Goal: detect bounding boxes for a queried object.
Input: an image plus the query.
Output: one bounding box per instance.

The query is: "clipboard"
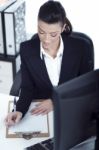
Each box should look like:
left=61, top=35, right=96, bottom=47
left=6, top=100, right=50, bottom=139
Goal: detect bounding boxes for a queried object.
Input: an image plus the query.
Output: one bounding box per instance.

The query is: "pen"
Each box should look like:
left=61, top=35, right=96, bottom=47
left=13, top=96, right=17, bottom=112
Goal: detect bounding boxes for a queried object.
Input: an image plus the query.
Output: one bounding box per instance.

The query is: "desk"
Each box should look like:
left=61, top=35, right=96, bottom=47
left=0, top=93, right=54, bottom=150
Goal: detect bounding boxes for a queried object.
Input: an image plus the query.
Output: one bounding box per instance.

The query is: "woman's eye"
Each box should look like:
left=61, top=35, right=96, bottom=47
left=39, top=31, right=44, bottom=34
left=50, top=34, right=57, bottom=37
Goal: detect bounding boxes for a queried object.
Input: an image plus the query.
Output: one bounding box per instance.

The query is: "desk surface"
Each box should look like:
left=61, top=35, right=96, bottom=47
left=0, top=93, right=54, bottom=150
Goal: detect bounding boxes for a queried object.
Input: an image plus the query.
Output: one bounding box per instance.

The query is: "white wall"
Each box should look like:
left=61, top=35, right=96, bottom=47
left=25, top=0, right=99, bottom=69
left=25, top=0, right=46, bottom=35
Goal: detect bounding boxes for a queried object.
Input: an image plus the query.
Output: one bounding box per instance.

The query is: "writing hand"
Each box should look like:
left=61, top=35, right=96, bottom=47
left=5, top=111, right=22, bottom=127
left=30, top=99, right=53, bottom=115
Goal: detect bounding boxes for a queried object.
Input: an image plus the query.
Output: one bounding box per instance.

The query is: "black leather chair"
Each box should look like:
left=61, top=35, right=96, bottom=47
left=10, top=69, right=21, bottom=96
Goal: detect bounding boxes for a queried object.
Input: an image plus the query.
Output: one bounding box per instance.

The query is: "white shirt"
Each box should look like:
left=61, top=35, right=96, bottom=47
left=40, top=37, right=64, bottom=86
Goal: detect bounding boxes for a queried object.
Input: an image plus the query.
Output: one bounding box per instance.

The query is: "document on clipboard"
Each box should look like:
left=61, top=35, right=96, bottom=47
left=6, top=101, right=50, bottom=138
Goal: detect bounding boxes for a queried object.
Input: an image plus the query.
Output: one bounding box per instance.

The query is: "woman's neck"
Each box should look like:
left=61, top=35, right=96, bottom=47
left=44, top=38, right=60, bottom=58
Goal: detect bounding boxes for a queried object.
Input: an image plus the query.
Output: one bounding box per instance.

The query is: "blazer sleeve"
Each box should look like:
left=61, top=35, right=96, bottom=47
left=79, top=39, right=94, bottom=75
left=16, top=43, right=35, bottom=117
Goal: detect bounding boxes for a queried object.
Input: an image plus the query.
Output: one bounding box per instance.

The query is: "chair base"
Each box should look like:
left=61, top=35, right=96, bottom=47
left=71, top=136, right=96, bottom=150
left=95, top=138, right=99, bottom=150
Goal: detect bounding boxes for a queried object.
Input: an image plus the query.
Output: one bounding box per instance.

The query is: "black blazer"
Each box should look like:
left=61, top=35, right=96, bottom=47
left=16, top=32, right=94, bottom=116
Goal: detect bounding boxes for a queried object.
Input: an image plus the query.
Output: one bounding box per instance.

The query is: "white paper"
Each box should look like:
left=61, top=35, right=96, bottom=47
left=8, top=102, right=49, bottom=134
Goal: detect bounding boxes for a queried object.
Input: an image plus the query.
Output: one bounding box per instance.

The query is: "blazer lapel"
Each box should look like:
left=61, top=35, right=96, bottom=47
left=29, top=55, right=52, bottom=88
left=58, top=36, right=74, bottom=85
left=27, top=36, right=52, bottom=88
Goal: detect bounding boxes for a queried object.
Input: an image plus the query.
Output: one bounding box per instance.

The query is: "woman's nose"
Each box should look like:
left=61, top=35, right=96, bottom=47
left=44, top=34, right=50, bottom=42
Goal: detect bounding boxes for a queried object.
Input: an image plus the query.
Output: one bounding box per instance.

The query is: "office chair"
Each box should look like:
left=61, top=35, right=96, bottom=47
left=53, top=69, right=99, bottom=150
left=10, top=69, right=21, bottom=96
left=9, top=31, right=94, bottom=97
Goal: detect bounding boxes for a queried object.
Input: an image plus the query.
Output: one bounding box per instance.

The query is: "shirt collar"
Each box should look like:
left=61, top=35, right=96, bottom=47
left=40, top=36, right=64, bottom=59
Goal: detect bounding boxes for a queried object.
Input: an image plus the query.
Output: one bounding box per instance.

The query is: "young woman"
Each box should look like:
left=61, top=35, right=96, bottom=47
left=5, top=1, right=94, bottom=126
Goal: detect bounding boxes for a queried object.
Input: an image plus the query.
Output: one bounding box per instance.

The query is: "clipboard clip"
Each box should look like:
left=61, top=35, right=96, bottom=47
left=15, top=131, right=41, bottom=140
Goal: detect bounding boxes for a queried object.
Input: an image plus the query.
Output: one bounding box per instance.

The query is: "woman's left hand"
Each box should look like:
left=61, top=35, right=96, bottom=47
left=30, top=99, right=53, bottom=115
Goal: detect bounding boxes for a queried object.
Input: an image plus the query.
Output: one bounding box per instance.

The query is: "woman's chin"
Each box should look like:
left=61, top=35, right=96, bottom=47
left=43, top=45, right=49, bottom=50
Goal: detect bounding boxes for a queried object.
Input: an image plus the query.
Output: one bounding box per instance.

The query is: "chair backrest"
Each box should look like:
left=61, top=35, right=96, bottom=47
left=9, top=31, right=94, bottom=96
left=71, top=32, right=94, bottom=69
left=53, top=69, right=99, bottom=150
left=10, top=69, right=21, bottom=96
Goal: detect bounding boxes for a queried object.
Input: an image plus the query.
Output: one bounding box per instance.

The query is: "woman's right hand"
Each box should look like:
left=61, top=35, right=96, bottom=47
left=5, top=111, right=22, bottom=127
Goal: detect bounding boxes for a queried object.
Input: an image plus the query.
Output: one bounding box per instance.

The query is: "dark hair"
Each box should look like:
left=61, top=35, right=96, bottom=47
left=38, top=0, right=72, bottom=35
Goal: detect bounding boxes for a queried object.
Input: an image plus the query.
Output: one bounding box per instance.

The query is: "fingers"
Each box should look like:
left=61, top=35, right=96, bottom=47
left=31, top=107, right=46, bottom=115
left=31, top=105, right=51, bottom=115
left=30, top=99, right=53, bottom=115
left=5, top=116, right=15, bottom=127
left=5, top=112, right=22, bottom=127
left=5, top=113, right=15, bottom=127
left=15, top=112, right=22, bottom=123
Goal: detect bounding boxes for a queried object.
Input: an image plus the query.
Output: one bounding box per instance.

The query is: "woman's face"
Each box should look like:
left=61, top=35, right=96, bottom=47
left=38, top=20, right=64, bottom=51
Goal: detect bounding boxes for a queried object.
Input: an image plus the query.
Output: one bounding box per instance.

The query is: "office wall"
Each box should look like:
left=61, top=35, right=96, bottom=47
left=25, top=0, right=99, bottom=69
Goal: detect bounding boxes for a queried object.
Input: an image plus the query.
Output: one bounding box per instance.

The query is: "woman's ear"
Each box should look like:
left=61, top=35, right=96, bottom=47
left=62, top=24, right=66, bottom=32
